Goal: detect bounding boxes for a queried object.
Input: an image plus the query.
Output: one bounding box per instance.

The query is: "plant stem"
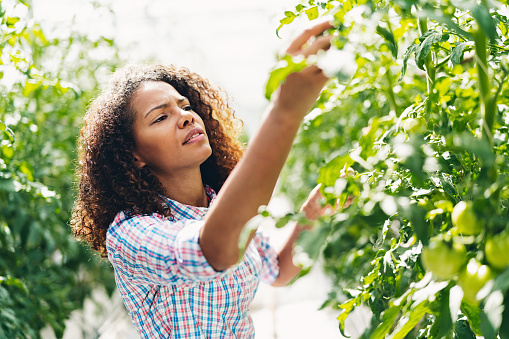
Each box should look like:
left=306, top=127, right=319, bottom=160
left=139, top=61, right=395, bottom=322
left=418, top=18, right=436, bottom=117
left=474, top=27, right=499, bottom=215
left=473, top=30, right=494, bottom=145
left=385, top=70, right=401, bottom=116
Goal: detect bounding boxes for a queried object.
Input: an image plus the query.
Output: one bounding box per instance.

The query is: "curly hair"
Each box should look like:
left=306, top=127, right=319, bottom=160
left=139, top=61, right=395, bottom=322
left=71, top=64, right=244, bottom=257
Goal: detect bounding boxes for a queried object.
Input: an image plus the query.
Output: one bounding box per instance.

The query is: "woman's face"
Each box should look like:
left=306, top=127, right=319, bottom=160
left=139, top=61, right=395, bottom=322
left=130, top=81, right=212, bottom=179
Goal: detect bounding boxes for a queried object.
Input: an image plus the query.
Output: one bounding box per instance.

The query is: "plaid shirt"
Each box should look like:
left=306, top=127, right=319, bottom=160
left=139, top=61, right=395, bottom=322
left=107, top=186, right=280, bottom=338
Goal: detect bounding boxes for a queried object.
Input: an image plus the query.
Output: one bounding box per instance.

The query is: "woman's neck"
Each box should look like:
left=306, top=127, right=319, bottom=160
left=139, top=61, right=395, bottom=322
left=158, top=169, right=209, bottom=207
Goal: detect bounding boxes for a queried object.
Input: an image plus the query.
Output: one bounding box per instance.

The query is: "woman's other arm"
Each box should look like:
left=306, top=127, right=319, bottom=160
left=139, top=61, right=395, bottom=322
left=271, top=185, right=333, bottom=286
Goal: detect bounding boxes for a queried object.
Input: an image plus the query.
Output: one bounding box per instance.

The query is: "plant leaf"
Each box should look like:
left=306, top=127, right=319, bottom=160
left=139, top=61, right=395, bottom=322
left=376, top=25, right=398, bottom=59
left=305, top=6, right=319, bottom=20
left=399, top=43, right=418, bottom=80
left=451, top=42, right=467, bottom=65
left=388, top=301, right=429, bottom=339
left=415, top=30, right=442, bottom=71
left=370, top=305, right=402, bottom=339
left=265, top=55, right=307, bottom=99
left=276, top=11, right=297, bottom=38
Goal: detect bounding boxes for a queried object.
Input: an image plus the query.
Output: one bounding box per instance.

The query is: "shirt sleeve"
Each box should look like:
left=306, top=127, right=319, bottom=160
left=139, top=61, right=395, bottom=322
left=251, top=230, right=280, bottom=285
left=107, top=214, right=226, bottom=286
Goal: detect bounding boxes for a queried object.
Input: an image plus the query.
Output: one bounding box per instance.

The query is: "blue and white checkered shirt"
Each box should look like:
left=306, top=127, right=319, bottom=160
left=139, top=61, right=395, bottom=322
left=107, top=186, right=280, bottom=338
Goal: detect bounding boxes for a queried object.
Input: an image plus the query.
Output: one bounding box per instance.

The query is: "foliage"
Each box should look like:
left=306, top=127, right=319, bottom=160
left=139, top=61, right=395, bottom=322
left=0, top=0, right=119, bottom=337
left=269, top=0, right=509, bottom=337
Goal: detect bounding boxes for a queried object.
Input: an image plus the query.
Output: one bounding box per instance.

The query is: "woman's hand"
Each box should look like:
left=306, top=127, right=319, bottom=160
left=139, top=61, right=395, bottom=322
left=300, top=184, right=333, bottom=225
left=300, top=172, right=356, bottom=227
left=272, top=20, right=334, bottom=119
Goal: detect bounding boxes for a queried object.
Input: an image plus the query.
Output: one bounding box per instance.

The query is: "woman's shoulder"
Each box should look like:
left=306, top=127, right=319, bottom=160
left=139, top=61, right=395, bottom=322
left=107, top=210, right=168, bottom=240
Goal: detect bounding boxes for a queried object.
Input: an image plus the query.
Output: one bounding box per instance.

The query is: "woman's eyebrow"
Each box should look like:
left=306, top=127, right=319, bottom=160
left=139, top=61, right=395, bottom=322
left=178, top=96, right=189, bottom=104
left=144, top=103, right=168, bottom=119
left=144, top=97, right=189, bottom=119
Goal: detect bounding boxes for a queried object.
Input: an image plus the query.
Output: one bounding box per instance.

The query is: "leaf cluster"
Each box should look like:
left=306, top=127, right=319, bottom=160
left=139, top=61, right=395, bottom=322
left=1, top=1, right=120, bottom=337
left=271, top=0, right=509, bottom=337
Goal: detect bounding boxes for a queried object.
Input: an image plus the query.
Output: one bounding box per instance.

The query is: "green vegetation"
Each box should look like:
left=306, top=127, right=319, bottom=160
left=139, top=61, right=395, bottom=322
left=0, top=0, right=119, bottom=337
left=3, top=0, right=509, bottom=337
left=269, top=0, right=509, bottom=337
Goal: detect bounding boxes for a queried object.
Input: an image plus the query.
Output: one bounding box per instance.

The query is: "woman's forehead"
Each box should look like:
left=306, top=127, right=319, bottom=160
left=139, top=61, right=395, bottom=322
left=131, top=82, right=183, bottom=112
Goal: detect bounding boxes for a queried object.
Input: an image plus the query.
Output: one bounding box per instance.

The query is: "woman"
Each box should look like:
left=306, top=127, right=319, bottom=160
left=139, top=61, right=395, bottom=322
left=72, top=21, right=334, bottom=338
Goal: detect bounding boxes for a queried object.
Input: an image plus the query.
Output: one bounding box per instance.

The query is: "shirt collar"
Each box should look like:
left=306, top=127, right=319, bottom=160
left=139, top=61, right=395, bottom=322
left=164, top=186, right=217, bottom=221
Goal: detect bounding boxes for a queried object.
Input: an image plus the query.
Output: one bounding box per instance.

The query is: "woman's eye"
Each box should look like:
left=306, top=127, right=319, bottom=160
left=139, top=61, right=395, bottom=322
left=153, top=115, right=167, bottom=123
left=182, top=105, right=193, bottom=111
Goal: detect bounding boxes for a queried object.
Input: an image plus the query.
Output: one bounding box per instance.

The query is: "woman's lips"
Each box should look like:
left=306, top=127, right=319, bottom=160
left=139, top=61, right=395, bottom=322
left=183, top=128, right=205, bottom=145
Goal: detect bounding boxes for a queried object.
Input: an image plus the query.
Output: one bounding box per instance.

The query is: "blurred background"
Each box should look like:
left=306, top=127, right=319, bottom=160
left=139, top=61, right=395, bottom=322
left=0, top=0, right=363, bottom=338
left=33, top=0, right=300, bottom=135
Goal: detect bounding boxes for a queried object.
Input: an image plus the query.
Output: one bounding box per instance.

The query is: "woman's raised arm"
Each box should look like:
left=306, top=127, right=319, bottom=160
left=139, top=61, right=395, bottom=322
left=200, top=21, right=334, bottom=271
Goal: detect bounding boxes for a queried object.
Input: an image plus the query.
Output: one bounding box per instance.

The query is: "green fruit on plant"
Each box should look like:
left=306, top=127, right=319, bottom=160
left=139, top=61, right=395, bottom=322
left=485, top=233, right=509, bottom=270
left=421, top=238, right=466, bottom=280
left=403, top=117, right=426, bottom=134
left=451, top=201, right=481, bottom=235
left=457, top=259, right=494, bottom=305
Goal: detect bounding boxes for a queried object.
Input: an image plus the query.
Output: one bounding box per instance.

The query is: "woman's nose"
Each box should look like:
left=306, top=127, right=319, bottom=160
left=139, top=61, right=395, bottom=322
left=178, top=109, right=195, bottom=128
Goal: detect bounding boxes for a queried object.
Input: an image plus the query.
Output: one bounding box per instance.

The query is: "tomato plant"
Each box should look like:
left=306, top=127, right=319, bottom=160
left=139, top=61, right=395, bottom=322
left=268, top=0, right=509, bottom=337
left=0, top=0, right=119, bottom=337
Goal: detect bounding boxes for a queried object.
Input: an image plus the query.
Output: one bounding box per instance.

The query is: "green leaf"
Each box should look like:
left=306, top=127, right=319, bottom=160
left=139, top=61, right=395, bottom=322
left=471, top=4, right=497, bottom=40
left=5, top=17, right=20, bottom=28
left=371, top=305, right=402, bottom=339
left=454, top=318, right=476, bottom=339
left=397, top=201, right=429, bottom=245
left=388, top=301, right=429, bottom=339
left=296, top=4, right=305, bottom=12
left=376, top=25, right=398, bottom=59
left=1, top=123, right=15, bottom=143
left=337, top=293, right=363, bottom=337
left=400, top=43, right=418, bottom=80
left=415, top=30, right=442, bottom=71
left=276, top=11, right=297, bottom=38
left=0, top=275, right=28, bottom=294
left=440, top=33, right=450, bottom=42
left=296, top=222, right=331, bottom=262
left=317, top=154, right=354, bottom=188
left=500, top=289, right=509, bottom=339
left=22, top=80, right=41, bottom=97
left=420, top=8, right=471, bottom=40
left=451, top=42, right=467, bottom=65
left=437, top=286, right=454, bottom=337
left=446, top=133, right=496, bottom=167
left=1, top=144, right=14, bottom=159
left=461, top=302, right=483, bottom=336
left=480, top=290, right=504, bottom=339
left=237, top=215, right=261, bottom=260
left=305, top=6, right=319, bottom=20
left=265, top=55, right=307, bottom=99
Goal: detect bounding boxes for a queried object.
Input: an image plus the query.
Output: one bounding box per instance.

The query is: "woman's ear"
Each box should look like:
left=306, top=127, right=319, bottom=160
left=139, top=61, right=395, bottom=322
left=132, top=151, right=147, bottom=169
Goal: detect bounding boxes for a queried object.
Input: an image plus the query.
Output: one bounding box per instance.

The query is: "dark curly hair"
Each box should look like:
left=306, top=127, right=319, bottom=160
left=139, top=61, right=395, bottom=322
left=71, top=64, right=244, bottom=257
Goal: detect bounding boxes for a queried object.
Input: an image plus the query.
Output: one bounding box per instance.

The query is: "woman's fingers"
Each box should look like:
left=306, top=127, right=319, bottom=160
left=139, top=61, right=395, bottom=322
left=300, top=184, right=330, bottom=221
left=286, top=20, right=334, bottom=56
left=298, top=64, right=329, bottom=83
left=300, top=35, right=333, bottom=57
